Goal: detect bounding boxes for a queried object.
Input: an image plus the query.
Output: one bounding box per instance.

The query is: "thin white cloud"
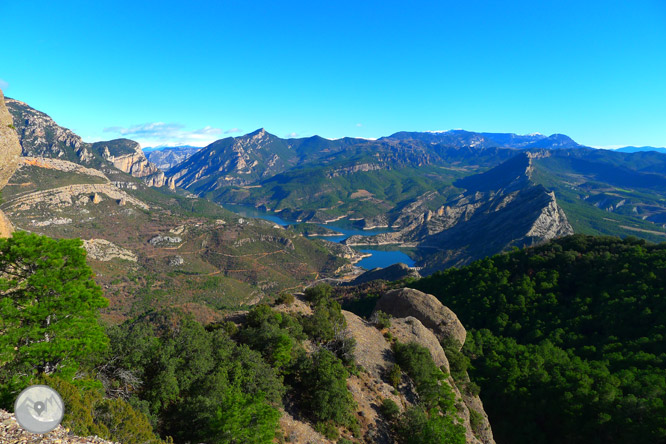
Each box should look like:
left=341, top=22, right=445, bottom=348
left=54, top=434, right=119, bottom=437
left=0, top=79, right=9, bottom=91
left=356, top=123, right=363, bottom=127
left=285, top=132, right=299, bottom=138
left=102, top=122, right=224, bottom=147
left=224, top=128, right=242, bottom=134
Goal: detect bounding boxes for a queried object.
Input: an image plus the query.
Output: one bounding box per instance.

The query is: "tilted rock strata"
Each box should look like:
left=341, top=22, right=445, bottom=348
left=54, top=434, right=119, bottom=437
left=1, top=183, right=150, bottom=212
left=21, top=156, right=109, bottom=179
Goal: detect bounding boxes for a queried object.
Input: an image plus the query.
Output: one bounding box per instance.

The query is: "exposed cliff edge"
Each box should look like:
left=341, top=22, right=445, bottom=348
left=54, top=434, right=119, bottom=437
left=0, top=88, right=22, bottom=237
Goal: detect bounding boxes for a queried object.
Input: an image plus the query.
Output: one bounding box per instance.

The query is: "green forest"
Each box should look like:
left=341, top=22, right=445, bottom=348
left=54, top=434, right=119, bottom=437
left=3, top=230, right=665, bottom=443
left=410, top=234, right=666, bottom=444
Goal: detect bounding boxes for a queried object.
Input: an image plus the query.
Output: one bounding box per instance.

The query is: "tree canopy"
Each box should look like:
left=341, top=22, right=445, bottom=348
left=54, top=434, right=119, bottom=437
left=0, top=232, right=108, bottom=403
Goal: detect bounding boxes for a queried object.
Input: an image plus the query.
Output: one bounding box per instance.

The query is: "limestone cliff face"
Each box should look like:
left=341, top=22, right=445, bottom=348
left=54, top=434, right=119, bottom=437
left=93, top=139, right=175, bottom=189
left=0, top=89, right=22, bottom=237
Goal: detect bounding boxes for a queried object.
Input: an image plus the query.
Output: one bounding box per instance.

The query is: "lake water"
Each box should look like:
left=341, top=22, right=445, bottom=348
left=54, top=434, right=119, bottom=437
left=223, top=204, right=416, bottom=270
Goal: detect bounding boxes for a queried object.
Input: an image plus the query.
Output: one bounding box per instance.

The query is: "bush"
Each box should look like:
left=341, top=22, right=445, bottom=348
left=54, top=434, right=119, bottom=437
left=304, top=283, right=332, bottom=305
left=380, top=398, right=401, bottom=420
left=393, top=342, right=455, bottom=413
left=275, top=292, right=295, bottom=306
left=315, top=421, right=340, bottom=440
left=303, top=298, right=346, bottom=343
left=469, top=408, right=485, bottom=437
left=371, top=310, right=392, bottom=329
left=395, top=406, right=466, bottom=444
left=388, top=364, right=402, bottom=388
left=94, top=398, right=162, bottom=444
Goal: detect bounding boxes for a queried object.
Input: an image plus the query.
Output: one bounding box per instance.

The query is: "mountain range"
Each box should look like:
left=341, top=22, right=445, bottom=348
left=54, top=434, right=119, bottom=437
left=4, top=94, right=666, bottom=276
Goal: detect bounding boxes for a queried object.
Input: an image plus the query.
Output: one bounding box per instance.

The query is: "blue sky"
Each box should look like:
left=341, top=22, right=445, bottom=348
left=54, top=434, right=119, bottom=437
left=2, top=0, right=666, bottom=148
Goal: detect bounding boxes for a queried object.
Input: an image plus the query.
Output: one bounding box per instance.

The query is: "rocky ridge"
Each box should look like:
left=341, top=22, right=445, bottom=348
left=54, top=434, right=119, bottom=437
left=2, top=183, right=150, bottom=213
left=6, top=97, right=173, bottom=189
left=344, top=153, right=574, bottom=271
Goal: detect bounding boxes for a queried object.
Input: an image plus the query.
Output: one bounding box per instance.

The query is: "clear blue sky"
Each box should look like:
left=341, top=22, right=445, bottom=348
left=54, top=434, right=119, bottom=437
left=2, top=0, right=666, bottom=148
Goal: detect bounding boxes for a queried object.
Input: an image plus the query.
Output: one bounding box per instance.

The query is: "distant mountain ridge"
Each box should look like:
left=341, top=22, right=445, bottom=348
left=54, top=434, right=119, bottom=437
left=145, top=145, right=201, bottom=170
left=615, top=146, right=666, bottom=154
left=382, top=129, right=581, bottom=150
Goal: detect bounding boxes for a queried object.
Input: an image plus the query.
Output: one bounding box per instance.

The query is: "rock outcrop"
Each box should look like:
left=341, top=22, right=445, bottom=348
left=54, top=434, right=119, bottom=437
left=83, top=239, right=138, bottom=262
left=6, top=98, right=173, bottom=189
left=5, top=96, right=92, bottom=162
left=374, top=288, right=467, bottom=348
left=1, top=183, right=150, bottom=212
left=0, top=88, right=22, bottom=237
left=389, top=316, right=450, bottom=372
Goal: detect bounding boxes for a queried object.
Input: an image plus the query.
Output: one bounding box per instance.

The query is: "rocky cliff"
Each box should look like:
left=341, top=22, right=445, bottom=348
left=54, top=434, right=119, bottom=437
left=0, top=89, right=22, bottom=237
left=6, top=98, right=173, bottom=189
left=93, top=139, right=175, bottom=189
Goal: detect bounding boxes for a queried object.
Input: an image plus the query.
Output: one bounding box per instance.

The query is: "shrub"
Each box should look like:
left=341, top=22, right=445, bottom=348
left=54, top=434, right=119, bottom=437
left=275, top=292, right=295, bottom=306
left=315, top=420, right=340, bottom=440
left=380, top=398, right=401, bottom=420
left=304, top=283, right=332, bottom=305
left=388, top=364, right=402, bottom=388
left=371, top=310, right=392, bottom=329
left=395, top=406, right=466, bottom=444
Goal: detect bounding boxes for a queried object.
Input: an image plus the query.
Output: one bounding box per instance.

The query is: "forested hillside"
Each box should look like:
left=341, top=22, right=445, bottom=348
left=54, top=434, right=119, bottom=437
left=410, top=234, right=666, bottom=444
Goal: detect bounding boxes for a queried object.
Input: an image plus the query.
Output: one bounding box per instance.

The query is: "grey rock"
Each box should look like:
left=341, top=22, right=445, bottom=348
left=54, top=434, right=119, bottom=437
left=374, top=287, right=467, bottom=349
